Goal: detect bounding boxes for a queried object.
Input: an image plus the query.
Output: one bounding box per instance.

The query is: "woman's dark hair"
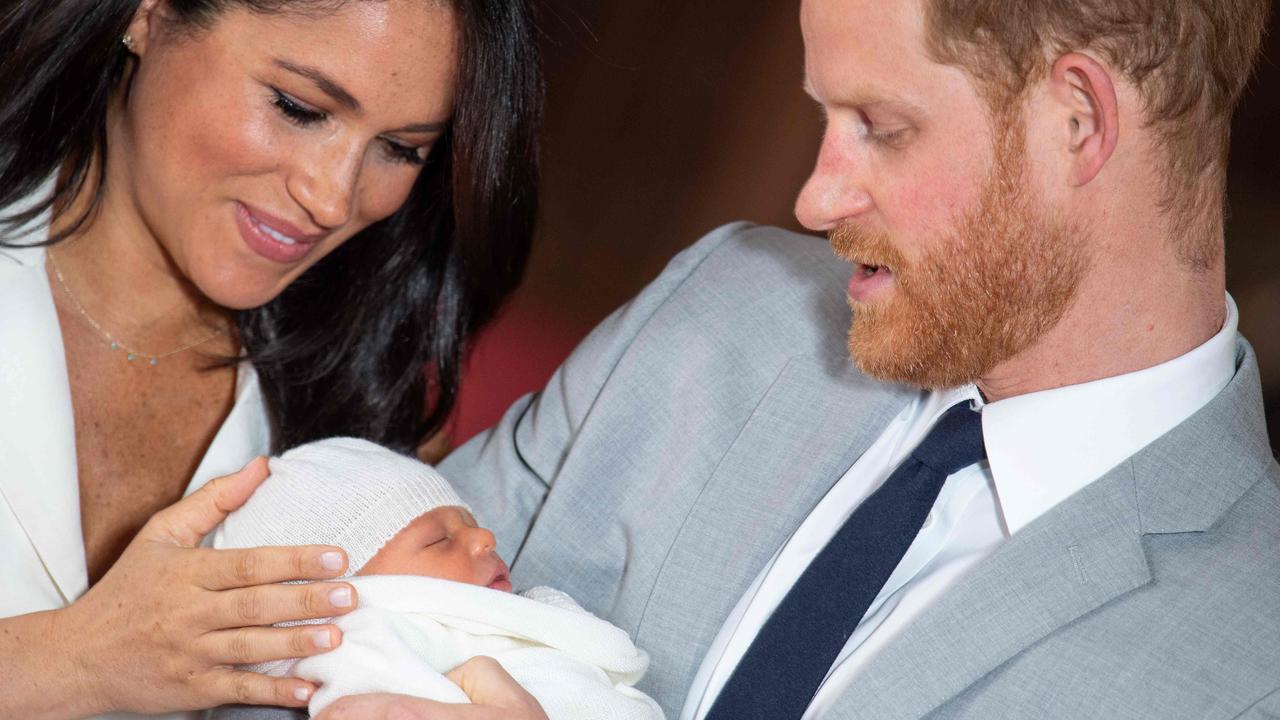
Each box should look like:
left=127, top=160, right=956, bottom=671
left=0, top=0, right=542, bottom=454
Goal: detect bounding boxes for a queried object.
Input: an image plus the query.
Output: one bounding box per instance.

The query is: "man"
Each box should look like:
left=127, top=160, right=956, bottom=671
left=322, top=0, right=1278, bottom=718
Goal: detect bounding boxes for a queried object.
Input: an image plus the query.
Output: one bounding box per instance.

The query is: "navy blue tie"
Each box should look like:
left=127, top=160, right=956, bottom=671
left=704, top=402, right=986, bottom=720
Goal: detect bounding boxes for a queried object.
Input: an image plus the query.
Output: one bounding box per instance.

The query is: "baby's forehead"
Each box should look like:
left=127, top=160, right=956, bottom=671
left=401, top=505, right=476, bottom=530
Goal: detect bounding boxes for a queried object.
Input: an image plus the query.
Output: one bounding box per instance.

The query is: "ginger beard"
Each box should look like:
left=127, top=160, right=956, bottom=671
left=831, top=115, right=1089, bottom=389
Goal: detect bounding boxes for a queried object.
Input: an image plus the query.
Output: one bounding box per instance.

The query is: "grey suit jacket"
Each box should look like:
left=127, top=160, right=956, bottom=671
left=441, top=222, right=1280, bottom=719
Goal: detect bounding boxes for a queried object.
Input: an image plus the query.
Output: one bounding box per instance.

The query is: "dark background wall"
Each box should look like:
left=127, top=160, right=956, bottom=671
left=452, top=2, right=1280, bottom=447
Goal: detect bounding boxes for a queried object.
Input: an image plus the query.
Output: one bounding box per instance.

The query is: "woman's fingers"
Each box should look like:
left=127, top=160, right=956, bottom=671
left=199, top=667, right=317, bottom=709
left=200, top=545, right=349, bottom=590
left=210, top=582, right=357, bottom=627
left=201, top=624, right=343, bottom=665
left=143, top=457, right=270, bottom=547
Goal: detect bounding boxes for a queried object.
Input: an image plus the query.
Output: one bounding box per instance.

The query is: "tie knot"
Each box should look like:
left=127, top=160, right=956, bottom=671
left=910, top=402, right=986, bottom=475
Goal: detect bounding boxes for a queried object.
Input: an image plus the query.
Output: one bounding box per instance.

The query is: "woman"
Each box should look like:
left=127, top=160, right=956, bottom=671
left=0, top=0, right=543, bottom=717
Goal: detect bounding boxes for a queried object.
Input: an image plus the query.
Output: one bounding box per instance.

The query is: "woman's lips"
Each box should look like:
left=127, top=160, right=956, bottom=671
left=848, top=263, right=894, bottom=303
left=235, top=202, right=323, bottom=264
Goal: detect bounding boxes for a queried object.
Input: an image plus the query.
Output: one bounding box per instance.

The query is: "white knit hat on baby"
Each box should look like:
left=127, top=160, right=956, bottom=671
left=213, top=437, right=471, bottom=577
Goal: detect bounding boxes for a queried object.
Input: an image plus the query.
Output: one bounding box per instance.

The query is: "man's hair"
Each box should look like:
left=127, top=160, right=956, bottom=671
left=923, top=0, right=1272, bottom=270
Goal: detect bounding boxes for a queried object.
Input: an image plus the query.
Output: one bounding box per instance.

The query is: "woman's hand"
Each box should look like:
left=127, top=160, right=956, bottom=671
left=313, top=656, right=550, bottom=720
left=0, top=458, right=359, bottom=719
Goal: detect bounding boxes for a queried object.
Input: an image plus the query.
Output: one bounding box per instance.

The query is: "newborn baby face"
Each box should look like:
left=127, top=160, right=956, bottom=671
left=359, top=506, right=513, bottom=591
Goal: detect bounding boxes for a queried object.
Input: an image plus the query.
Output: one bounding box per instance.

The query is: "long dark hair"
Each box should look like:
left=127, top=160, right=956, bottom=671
left=0, top=0, right=542, bottom=454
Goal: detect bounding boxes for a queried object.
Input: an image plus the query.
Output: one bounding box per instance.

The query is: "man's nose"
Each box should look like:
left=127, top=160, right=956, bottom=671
left=794, top=130, right=873, bottom=232
left=287, top=137, right=360, bottom=230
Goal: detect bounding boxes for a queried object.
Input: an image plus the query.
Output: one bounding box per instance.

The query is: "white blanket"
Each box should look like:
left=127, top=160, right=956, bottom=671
left=254, top=575, right=664, bottom=719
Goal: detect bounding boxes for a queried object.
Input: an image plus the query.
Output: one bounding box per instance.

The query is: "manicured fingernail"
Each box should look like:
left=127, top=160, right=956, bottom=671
left=329, top=587, right=353, bottom=608
left=294, top=687, right=311, bottom=701
left=309, top=628, right=332, bottom=649
left=320, top=551, right=344, bottom=571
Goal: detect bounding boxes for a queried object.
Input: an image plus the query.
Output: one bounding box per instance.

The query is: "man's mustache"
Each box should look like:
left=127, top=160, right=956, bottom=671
left=829, top=222, right=909, bottom=273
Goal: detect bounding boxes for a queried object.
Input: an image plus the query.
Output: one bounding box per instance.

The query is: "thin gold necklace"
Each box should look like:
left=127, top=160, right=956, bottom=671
left=47, top=248, right=226, bottom=367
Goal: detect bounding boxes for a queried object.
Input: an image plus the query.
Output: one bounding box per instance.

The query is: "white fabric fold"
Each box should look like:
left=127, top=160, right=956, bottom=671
left=257, top=575, right=665, bottom=719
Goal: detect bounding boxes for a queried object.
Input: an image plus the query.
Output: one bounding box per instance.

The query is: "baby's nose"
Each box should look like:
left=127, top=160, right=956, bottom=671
left=464, top=526, right=498, bottom=554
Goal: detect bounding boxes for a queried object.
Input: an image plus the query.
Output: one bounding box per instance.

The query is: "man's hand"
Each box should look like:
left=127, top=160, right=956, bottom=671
left=313, top=656, right=549, bottom=720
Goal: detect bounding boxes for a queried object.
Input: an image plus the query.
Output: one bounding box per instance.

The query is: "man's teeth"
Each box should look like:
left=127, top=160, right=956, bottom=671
left=254, top=219, right=299, bottom=246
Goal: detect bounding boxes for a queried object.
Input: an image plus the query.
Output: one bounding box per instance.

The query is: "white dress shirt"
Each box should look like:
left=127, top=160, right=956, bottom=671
left=681, top=296, right=1239, bottom=719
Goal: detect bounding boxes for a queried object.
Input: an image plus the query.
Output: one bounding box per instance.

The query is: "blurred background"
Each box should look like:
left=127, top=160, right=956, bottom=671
left=451, top=2, right=1280, bottom=448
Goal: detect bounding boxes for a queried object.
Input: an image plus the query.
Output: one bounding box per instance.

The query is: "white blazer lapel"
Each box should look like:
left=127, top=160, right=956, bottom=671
left=0, top=245, right=88, bottom=605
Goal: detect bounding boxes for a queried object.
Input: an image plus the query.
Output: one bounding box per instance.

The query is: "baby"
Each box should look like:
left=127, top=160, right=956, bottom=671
left=211, top=437, right=663, bottom=720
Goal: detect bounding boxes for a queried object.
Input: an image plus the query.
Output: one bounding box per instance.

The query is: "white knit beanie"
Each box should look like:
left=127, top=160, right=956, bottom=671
left=213, top=437, right=471, bottom=577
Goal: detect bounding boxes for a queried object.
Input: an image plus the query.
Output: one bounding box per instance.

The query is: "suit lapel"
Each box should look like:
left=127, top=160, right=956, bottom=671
left=0, top=246, right=88, bottom=604
left=827, top=459, right=1150, bottom=720
left=635, top=355, right=913, bottom=703
left=826, top=338, right=1270, bottom=720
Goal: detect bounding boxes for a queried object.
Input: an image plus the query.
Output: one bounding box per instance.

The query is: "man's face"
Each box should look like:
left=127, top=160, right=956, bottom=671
left=795, top=0, right=1088, bottom=389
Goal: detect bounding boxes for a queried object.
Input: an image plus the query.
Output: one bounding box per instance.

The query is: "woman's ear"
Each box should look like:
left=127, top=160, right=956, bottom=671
left=1047, top=52, right=1120, bottom=187
left=125, top=0, right=166, bottom=56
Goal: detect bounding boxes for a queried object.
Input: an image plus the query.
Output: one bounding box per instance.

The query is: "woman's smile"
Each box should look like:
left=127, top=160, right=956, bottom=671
left=235, top=201, right=325, bottom=264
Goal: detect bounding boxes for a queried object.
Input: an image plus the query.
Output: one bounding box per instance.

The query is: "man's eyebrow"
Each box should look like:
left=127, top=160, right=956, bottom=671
left=803, top=78, right=924, bottom=115
left=274, top=58, right=361, bottom=112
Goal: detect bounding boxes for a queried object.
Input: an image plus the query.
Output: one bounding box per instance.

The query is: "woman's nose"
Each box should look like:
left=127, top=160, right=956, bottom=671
left=794, top=131, right=874, bottom=232
left=287, top=138, right=361, bottom=229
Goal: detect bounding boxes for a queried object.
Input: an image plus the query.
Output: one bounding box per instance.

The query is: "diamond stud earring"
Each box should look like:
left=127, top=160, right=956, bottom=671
left=122, top=34, right=136, bottom=51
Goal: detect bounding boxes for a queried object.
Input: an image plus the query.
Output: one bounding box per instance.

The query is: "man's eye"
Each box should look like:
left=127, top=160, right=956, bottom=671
left=272, top=89, right=327, bottom=126
left=870, top=128, right=909, bottom=146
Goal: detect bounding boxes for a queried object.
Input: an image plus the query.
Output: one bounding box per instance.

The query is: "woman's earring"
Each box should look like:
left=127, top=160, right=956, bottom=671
left=122, top=34, right=136, bottom=52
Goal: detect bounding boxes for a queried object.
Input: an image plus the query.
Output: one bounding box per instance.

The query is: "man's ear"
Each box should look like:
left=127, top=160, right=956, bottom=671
left=124, top=0, right=166, bottom=56
left=1047, top=52, right=1120, bottom=187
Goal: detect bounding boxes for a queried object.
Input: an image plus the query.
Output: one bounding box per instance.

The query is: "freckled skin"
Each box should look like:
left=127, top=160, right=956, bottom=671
left=121, top=0, right=458, bottom=309
left=792, top=0, right=1225, bottom=399
left=795, top=0, right=995, bottom=267
left=63, top=0, right=459, bottom=584
left=359, top=507, right=513, bottom=592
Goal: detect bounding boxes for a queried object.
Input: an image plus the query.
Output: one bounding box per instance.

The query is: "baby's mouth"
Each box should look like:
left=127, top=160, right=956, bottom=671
left=487, top=570, right=513, bottom=592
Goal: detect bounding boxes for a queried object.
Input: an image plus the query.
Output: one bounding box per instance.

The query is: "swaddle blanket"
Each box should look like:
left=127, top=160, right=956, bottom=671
left=255, top=575, right=665, bottom=719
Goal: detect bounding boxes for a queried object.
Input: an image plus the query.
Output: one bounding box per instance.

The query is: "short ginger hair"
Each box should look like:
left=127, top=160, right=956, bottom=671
left=924, top=0, right=1272, bottom=270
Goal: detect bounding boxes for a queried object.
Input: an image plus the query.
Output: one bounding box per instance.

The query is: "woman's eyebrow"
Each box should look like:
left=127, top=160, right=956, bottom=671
left=272, top=58, right=448, bottom=134
left=273, top=58, right=361, bottom=112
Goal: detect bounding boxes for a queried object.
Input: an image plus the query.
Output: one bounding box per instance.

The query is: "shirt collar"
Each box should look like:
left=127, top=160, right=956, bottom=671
left=976, top=294, right=1239, bottom=536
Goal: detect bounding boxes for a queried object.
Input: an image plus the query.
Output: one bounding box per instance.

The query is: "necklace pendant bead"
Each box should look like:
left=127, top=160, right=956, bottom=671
left=149, top=358, right=158, bottom=366
left=127, top=353, right=136, bottom=361
left=110, top=342, right=119, bottom=350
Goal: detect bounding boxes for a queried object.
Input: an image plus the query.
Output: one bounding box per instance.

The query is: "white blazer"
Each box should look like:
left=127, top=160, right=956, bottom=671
left=0, top=197, right=272, bottom=719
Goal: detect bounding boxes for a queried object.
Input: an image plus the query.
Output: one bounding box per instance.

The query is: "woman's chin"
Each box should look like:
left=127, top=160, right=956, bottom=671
left=192, top=272, right=292, bottom=312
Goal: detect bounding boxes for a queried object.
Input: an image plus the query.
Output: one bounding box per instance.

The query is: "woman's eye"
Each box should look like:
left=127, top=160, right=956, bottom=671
left=272, top=89, right=327, bottom=126
left=381, top=139, right=427, bottom=166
